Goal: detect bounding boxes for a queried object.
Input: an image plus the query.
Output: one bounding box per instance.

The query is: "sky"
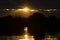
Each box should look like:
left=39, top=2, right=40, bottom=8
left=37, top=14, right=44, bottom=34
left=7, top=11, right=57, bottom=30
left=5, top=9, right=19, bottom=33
left=0, top=0, right=60, bottom=8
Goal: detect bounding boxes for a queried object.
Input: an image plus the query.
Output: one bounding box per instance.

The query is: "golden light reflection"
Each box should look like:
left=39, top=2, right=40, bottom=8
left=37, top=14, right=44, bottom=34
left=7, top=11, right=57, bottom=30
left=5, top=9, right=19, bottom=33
left=24, top=27, right=28, bottom=33
left=19, top=27, right=35, bottom=40
left=43, top=35, right=57, bottom=40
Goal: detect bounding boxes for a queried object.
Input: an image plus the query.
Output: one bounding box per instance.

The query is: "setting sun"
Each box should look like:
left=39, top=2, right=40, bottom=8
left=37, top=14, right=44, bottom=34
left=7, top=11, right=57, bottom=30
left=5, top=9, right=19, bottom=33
left=22, top=7, right=30, bottom=12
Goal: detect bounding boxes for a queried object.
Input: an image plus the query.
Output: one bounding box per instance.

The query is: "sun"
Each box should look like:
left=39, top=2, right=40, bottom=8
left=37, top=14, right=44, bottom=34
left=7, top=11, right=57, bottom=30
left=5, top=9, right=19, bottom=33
left=22, top=7, right=30, bottom=12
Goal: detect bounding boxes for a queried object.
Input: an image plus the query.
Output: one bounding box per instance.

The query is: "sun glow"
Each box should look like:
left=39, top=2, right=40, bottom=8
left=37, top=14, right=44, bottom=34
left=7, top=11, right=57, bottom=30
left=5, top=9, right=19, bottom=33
left=10, top=6, right=37, bottom=18
left=23, top=7, right=30, bottom=12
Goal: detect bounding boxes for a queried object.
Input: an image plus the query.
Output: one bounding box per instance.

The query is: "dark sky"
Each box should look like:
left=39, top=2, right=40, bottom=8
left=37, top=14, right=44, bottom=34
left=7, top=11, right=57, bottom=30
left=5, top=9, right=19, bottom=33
left=0, top=0, right=60, bottom=8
